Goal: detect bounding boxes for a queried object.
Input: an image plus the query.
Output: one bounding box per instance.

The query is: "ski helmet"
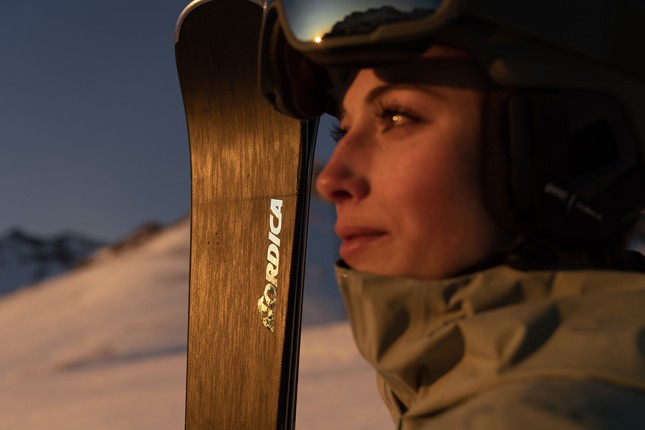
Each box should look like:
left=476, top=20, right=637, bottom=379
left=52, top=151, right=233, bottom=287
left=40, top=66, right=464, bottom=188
left=259, top=0, right=645, bottom=255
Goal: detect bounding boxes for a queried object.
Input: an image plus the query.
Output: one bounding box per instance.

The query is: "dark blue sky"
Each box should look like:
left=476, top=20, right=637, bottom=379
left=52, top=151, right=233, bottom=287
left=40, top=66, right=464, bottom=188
left=0, top=0, right=191, bottom=241
left=0, top=0, right=338, bottom=243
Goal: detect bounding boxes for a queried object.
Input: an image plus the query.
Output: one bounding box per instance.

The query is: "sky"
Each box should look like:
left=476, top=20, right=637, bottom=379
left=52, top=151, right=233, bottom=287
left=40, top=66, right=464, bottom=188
left=0, top=0, right=193, bottom=242
left=0, top=0, right=338, bottom=244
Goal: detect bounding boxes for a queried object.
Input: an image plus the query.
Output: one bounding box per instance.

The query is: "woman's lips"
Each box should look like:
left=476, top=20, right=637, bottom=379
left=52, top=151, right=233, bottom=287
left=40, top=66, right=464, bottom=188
left=335, top=225, right=387, bottom=260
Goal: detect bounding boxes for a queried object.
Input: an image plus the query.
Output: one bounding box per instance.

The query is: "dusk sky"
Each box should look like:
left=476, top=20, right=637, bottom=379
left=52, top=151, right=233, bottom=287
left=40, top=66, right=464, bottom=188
left=0, top=0, right=338, bottom=243
left=0, top=0, right=192, bottom=242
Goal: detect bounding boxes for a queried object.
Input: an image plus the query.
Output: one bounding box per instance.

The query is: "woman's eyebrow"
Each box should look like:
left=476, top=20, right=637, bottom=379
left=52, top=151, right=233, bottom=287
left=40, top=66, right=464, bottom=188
left=364, top=84, right=446, bottom=106
left=338, top=83, right=445, bottom=123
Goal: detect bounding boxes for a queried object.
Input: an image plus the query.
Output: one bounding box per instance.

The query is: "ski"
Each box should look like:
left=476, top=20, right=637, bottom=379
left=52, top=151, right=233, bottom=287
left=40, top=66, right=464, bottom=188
left=175, top=0, right=315, bottom=428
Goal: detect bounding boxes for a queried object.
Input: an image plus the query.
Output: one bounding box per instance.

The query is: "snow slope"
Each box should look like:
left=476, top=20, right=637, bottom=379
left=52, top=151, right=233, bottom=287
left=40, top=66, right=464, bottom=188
left=0, top=218, right=391, bottom=429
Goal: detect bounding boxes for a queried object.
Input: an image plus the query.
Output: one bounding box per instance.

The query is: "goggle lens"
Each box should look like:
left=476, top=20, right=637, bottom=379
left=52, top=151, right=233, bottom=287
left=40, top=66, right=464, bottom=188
left=276, top=0, right=445, bottom=44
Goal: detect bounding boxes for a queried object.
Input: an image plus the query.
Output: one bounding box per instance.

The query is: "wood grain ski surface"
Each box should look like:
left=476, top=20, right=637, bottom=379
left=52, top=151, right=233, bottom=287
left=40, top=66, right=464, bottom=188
left=175, top=0, right=312, bottom=428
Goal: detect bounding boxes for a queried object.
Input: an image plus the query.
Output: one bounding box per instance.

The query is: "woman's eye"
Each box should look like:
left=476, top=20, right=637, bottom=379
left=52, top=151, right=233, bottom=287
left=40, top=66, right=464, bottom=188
left=378, top=108, right=416, bottom=131
left=388, top=112, right=404, bottom=126
left=381, top=110, right=410, bottom=130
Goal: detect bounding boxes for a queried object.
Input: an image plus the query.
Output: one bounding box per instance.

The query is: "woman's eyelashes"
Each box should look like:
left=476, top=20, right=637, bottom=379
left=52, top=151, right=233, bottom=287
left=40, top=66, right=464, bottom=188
left=330, top=122, right=347, bottom=143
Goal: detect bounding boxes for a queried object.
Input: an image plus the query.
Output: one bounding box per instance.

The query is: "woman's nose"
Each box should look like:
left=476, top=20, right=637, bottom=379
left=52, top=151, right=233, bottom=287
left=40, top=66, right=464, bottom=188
left=315, top=134, right=370, bottom=204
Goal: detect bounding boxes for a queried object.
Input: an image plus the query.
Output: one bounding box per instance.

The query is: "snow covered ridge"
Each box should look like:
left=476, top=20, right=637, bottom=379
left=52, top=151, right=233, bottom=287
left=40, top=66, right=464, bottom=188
left=0, top=218, right=192, bottom=430
left=0, top=227, right=105, bottom=295
left=84, top=221, right=166, bottom=264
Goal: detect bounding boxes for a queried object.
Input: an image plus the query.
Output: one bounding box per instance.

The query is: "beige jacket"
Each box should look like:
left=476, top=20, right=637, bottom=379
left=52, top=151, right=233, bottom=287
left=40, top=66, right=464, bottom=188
left=337, top=264, right=645, bottom=429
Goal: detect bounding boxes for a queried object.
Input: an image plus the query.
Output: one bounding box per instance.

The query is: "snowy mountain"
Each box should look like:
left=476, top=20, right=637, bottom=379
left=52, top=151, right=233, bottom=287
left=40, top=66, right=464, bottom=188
left=0, top=214, right=391, bottom=429
left=0, top=218, right=191, bottom=429
left=0, top=228, right=105, bottom=295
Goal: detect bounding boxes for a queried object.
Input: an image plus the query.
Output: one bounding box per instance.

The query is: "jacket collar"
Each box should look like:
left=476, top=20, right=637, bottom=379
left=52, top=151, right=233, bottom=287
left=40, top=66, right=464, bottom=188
left=336, top=263, right=645, bottom=420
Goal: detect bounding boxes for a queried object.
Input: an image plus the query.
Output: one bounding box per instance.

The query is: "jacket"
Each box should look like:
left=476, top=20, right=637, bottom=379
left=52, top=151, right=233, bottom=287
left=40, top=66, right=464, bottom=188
left=337, top=263, right=645, bottom=429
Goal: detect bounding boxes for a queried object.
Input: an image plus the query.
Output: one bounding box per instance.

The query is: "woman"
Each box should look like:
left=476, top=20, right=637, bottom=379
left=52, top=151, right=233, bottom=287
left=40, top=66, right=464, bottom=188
left=317, top=44, right=645, bottom=429
left=261, top=1, right=645, bottom=427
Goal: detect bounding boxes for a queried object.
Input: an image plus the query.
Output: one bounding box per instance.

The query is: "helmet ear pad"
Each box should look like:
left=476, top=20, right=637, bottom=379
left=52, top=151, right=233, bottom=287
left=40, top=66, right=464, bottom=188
left=481, top=90, right=528, bottom=236
left=482, top=90, right=645, bottom=248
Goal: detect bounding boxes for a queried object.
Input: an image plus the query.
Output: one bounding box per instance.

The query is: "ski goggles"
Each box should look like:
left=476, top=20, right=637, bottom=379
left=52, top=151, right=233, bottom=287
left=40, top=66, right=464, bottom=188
left=259, top=0, right=621, bottom=118
left=261, top=0, right=617, bottom=63
left=260, top=0, right=469, bottom=66
left=260, top=0, right=471, bottom=117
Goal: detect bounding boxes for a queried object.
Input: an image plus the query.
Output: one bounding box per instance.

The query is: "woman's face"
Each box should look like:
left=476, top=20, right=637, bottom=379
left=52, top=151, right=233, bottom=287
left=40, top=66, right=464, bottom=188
left=316, top=45, right=508, bottom=279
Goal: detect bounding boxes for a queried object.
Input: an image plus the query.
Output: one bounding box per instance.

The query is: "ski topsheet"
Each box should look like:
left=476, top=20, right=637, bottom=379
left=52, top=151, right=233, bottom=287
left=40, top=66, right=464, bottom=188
left=175, top=0, right=315, bottom=428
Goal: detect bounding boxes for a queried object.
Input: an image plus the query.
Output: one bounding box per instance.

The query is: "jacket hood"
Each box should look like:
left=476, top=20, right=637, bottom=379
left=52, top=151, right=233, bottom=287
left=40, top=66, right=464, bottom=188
left=336, top=263, right=645, bottom=423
